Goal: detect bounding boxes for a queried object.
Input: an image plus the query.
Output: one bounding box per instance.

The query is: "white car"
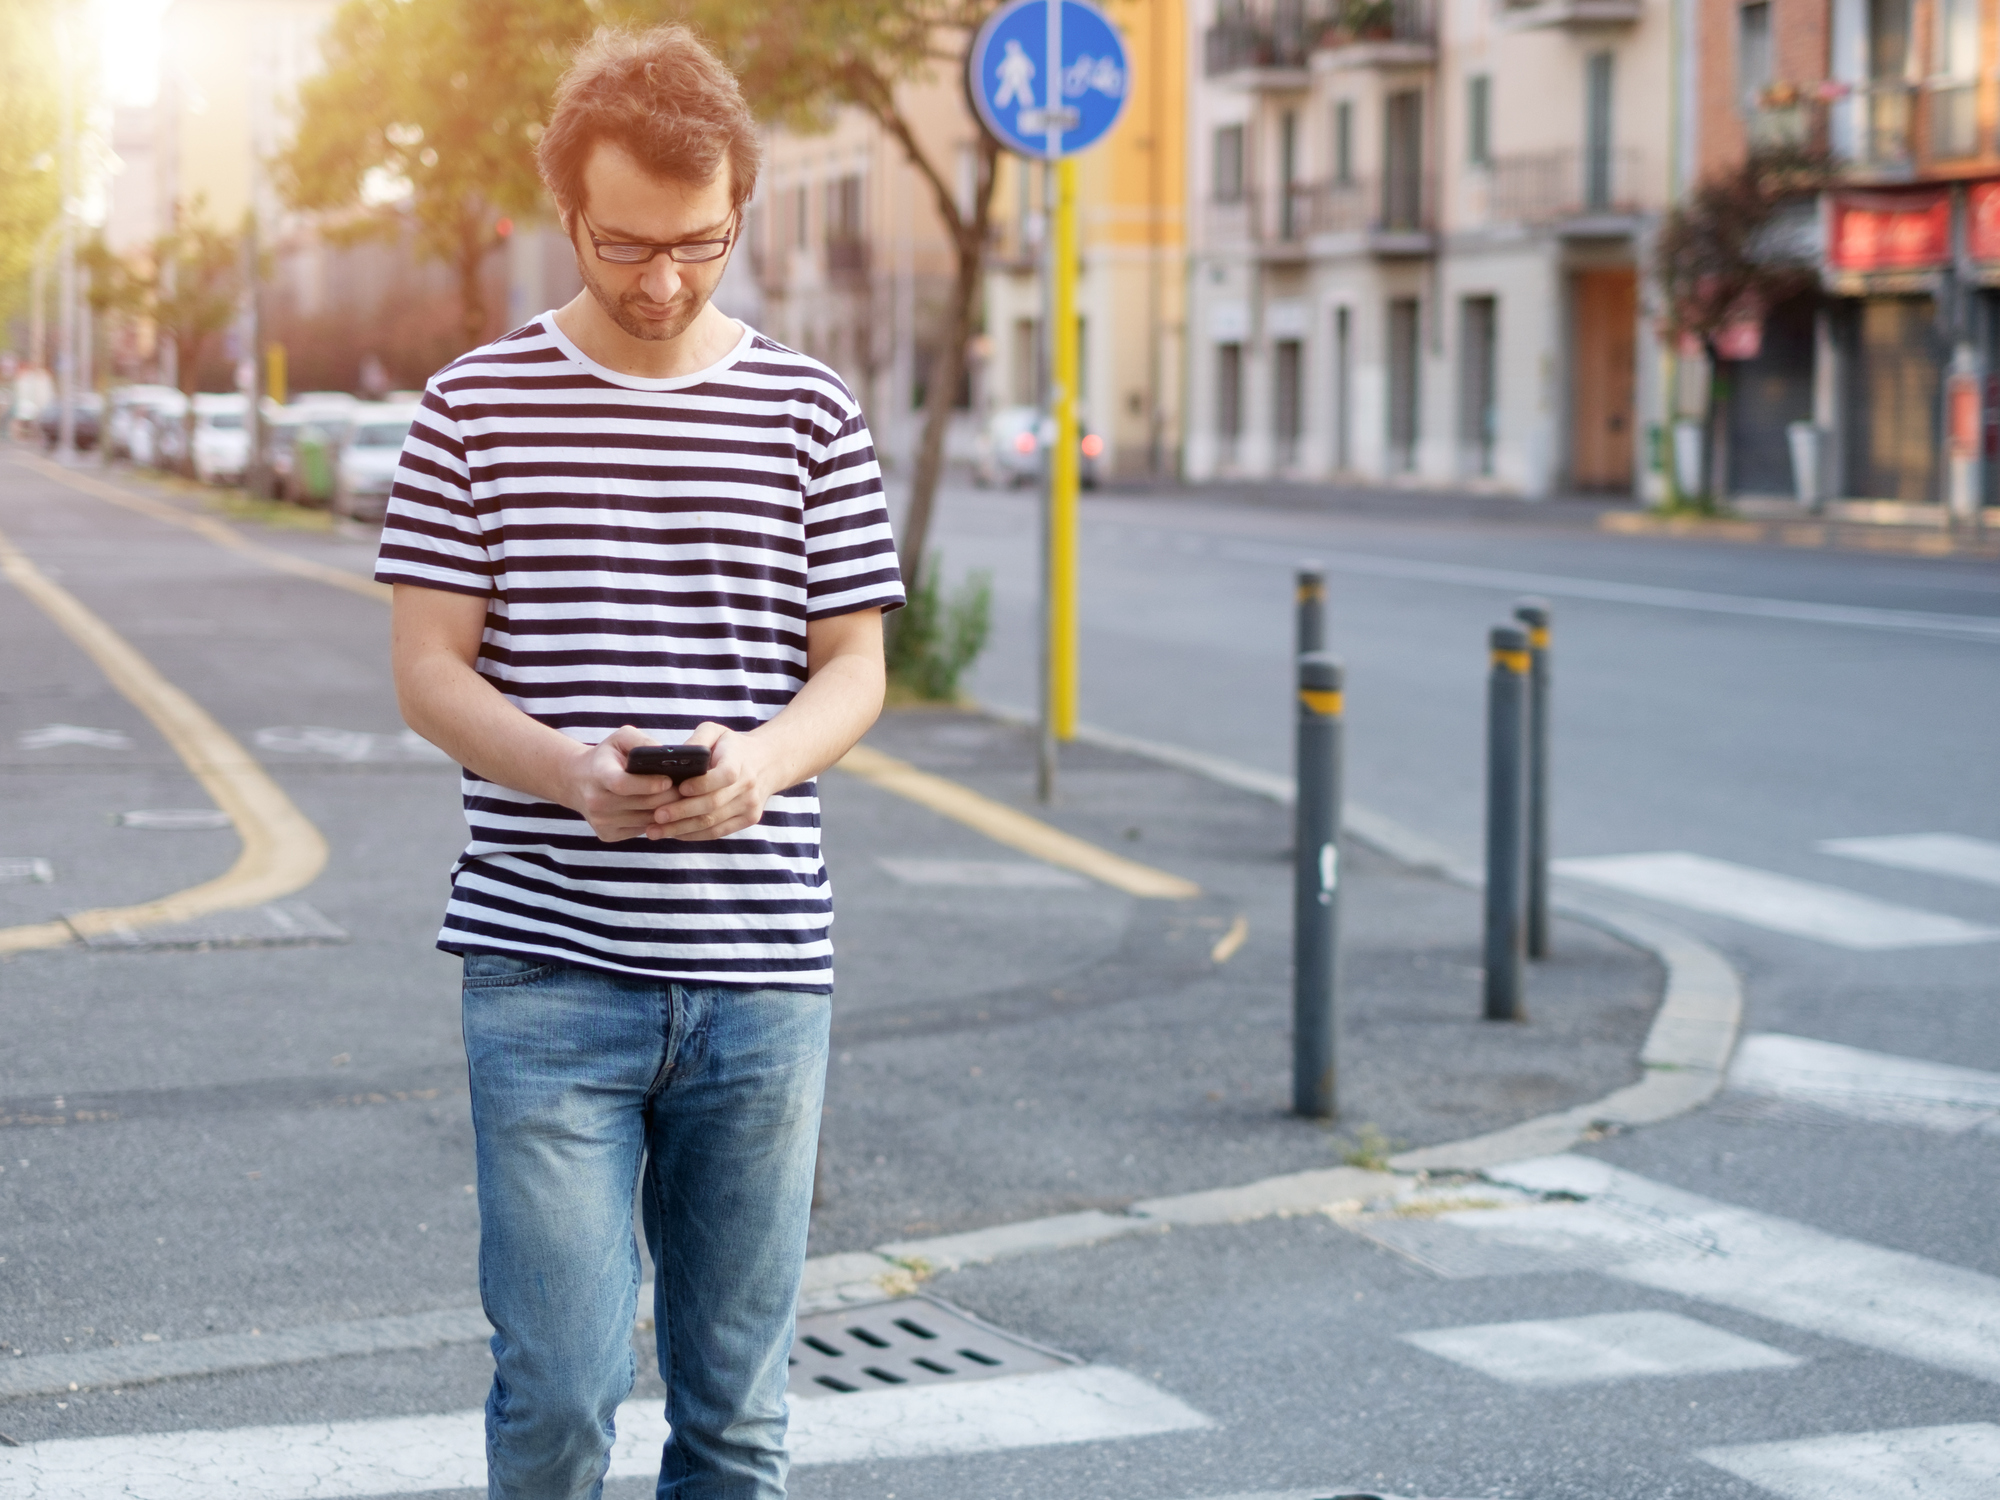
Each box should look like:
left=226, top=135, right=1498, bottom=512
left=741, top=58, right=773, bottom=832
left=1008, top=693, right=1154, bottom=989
left=106, top=384, right=182, bottom=461
left=332, top=403, right=419, bottom=521
left=191, top=393, right=250, bottom=484
left=973, top=404, right=1103, bottom=489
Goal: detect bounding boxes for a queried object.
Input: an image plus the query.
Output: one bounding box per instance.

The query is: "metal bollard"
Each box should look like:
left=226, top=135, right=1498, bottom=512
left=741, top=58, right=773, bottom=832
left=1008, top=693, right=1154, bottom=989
left=1293, top=651, right=1345, bottom=1118
left=1513, top=598, right=1551, bottom=959
left=1296, top=565, right=1327, bottom=657
left=1483, top=625, right=1530, bottom=1022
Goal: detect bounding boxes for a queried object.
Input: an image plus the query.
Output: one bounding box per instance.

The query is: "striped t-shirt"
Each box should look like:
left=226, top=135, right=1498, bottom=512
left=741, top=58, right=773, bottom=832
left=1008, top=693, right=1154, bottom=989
left=373, top=314, right=904, bottom=991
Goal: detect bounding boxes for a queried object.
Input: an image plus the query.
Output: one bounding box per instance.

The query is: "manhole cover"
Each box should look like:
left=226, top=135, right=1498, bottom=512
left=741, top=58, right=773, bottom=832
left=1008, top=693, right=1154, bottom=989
left=788, top=1295, right=1075, bottom=1398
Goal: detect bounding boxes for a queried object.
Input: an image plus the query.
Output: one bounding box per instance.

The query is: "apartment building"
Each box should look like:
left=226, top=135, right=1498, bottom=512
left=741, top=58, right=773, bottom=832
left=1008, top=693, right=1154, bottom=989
left=982, top=0, right=1189, bottom=479
left=1700, top=0, right=2000, bottom=511
left=1183, top=0, right=1670, bottom=496
left=746, top=75, right=975, bottom=472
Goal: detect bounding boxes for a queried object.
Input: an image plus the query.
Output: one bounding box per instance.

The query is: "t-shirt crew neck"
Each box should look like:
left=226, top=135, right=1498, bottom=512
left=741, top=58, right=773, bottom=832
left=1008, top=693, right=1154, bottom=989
left=540, top=310, right=754, bottom=392
left=374, top=313, right=905, bottom=992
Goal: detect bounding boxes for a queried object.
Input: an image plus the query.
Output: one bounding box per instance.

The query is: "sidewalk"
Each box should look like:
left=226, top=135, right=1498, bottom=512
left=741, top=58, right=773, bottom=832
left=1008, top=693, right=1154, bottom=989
left=808, top=707, right=1662, bottom=1258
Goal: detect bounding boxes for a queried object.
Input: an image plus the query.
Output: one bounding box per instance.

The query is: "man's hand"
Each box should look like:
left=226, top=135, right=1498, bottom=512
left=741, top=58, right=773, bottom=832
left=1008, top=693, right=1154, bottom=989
left=565, top=726, right=688, bottom=843
left=643, top=722, right=780, bottom=841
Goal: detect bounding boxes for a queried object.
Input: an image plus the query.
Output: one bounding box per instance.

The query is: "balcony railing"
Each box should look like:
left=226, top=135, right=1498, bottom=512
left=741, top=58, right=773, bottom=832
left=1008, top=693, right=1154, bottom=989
left=1206, top=0, right=1435, bottom=75
left=1206, top=177, right=1435, bottom=250
left=1831, top=82, right=1914, bottom=172
left=1483, top=148, right=1642, bottom=224
left=1927, top=78, right=1979, bottom=160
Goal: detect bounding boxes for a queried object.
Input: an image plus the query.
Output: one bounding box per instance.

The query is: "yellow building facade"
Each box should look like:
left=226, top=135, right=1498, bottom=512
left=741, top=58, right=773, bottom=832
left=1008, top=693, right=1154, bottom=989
left=983, top=0, right=1187, bottom=479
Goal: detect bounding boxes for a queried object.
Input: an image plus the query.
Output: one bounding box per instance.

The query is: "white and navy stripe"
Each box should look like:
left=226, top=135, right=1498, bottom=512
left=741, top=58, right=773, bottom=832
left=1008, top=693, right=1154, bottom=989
left=374, top=314, right=903, bottom=991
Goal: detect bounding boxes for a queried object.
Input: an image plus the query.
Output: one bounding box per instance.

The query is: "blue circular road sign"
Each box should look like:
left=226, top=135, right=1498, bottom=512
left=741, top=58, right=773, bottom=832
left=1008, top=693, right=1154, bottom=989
left=969, top=0, right=1131, bottom=160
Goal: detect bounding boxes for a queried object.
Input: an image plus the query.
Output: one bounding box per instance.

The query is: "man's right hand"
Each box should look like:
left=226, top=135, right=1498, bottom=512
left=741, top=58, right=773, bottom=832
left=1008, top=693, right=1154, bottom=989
left=568, top=726, right=682, bottom=842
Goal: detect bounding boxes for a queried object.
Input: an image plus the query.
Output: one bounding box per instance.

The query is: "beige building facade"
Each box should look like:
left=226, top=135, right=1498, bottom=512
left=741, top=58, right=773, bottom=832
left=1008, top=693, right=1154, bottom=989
left=1184, top=0, right=1670, bottom=497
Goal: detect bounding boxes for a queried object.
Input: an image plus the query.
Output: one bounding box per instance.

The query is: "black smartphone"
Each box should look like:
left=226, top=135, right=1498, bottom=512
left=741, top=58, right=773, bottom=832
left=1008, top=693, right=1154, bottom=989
left=624, top=744, right=710, bottom=785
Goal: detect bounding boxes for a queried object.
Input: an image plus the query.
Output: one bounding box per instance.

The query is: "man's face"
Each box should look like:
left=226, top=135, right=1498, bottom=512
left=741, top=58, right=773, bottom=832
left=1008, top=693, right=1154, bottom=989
left=569, top=141, right=737, bottom=344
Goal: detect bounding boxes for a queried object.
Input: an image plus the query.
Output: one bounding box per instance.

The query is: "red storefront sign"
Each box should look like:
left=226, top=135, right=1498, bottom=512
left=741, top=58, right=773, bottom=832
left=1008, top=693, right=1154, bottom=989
left=1828, top=192, right=1951, bottom=271
left=1968, top=181, right=2000, bottom=260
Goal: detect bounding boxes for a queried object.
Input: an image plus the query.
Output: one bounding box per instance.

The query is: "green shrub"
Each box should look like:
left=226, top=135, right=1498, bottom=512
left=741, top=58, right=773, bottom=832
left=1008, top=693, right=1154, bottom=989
left=886, top=556, right=992, bottom=703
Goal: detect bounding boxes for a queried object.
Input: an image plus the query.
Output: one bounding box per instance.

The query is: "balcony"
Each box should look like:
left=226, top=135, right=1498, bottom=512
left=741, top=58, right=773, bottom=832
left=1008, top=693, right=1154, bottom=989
left=1205, top=5, right=1314, bottom=89
left=1480, top=148, right=1643, bottom=230
left=1496, top=0, right=1642, bottom=29
left=1206, top=177, right=1436, bottom=256
left=1311, top=0, right=1436, bottom=70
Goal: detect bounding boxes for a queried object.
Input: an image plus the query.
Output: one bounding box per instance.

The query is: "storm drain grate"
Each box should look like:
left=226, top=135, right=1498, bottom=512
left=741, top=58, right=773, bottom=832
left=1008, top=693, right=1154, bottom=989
left=787, top=1295, right=1075, bottom=1398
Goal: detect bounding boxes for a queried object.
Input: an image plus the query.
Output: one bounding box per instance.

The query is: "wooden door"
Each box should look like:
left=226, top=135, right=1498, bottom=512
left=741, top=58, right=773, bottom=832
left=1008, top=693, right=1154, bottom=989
left=1571, top=268, right=1637, bottom=489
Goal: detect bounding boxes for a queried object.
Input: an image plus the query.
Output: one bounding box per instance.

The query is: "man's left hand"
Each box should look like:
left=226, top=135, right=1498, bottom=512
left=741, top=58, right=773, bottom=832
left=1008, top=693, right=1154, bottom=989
left=644, top=723, right=778, bottom=841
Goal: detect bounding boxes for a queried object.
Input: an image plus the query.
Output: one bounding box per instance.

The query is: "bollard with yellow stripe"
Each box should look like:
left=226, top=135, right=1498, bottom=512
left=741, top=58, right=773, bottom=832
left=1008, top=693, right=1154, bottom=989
left=1513, top=597, right=1552, bottom=959
left=1293, top=650, right=1346, bottom=1118
left=1484, top=623, right=1532, bottom=1022
left=1295, top=565, right=1327, bottom=657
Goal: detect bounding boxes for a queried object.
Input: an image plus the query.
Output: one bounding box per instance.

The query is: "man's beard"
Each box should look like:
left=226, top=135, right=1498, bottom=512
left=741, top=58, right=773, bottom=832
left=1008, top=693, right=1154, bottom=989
left=577, top=255, right=708, bottom=343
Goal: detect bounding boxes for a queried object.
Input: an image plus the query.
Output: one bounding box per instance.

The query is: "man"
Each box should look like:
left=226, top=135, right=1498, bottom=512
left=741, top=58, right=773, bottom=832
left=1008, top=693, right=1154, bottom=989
left=378, top=25, right=903, bottom=1498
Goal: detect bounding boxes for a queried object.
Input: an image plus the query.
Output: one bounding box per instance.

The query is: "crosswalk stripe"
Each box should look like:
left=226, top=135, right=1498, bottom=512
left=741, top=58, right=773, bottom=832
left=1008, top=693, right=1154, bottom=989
left=1401, top=1310, right=1799, bottom=1386
left=1818, top=833, right=2000, bottom=890
left=0, top=1365, right=1208, bottom=1498
left=1730, top=1033, right=2000, bottom=1134
left=1699, top=1422, right=2000, bottom=1500
left=1471, top=1156, right=2000, bottom=1385
left=1551, top=852, right=2000, bottom=949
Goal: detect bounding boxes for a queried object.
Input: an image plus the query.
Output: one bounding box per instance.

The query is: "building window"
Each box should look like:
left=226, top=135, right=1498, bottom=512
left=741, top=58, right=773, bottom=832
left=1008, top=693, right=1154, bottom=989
left=1387, top=298, right=1420, bottom=472
left=1584, top=52, right=1614, bottom=212
left=1467, top=74, right=1491, bottom=168
left=1279, top=109, right=1299, bottom=238
left=1933, top=0, right=1979, bottom=157
left=1213, top=124, right=1245, bottom=203
left=1333, top=100, right=1354, bottom=185
left=794, top=183, right=809, bottom=250
left=1333, top=306, right=1352, bottom=471
left=1274, top=339, right=1303, bottom=467
left=1459, top=296, right=1498, bottom=477
left=1217, top=342, right=1244, bottom=464
left=1383, top=90, right=1424, bottom=231
left=1738, top=3, right=1772, bottom=107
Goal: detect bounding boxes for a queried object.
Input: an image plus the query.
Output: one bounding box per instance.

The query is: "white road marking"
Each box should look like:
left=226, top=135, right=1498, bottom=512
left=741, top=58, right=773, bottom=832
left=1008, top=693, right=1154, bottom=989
left=0, top=856, right=53, bottom=884
left=253, top=725, right=450, bottom=762
left=1401, top=1310, right=1800, bottom=1386
left=115, top=809, right=233, bottom=832
left=1467, top=1156, right=2000, bottom=1385
left=17, top=723, right=133, bottom=751
left=1207, top=538, right=2000, bottom=644
left=1819, top=832, right=2000, bottom=890
left=1699, top=1422, right=2000, bottom=1500
left=876, top=857, right=1088, bottom=888
left=1552, top=851, right=2000, bottom=949
left=0, top=1365, right=1207, bottom=1497
left=1730, top=1033, right=2000, bottom=1134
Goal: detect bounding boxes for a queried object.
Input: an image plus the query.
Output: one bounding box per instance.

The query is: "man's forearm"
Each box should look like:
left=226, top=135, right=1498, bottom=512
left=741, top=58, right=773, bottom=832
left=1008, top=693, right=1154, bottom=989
left=737, top=647, right=884, bottom=790
left=396, top=647, right=593, bottom=807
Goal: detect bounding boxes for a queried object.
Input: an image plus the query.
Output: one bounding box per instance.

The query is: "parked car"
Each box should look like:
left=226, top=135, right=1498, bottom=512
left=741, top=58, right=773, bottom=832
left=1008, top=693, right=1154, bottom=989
left=331, top=402, right=419, bottom=521
left=107, top=385, right=183, bottom=461
left=973, top=404, right=1102, bottom=489
left=190, top=393, right=249, bottom=484
left=37, top=391, right=105, bottom=451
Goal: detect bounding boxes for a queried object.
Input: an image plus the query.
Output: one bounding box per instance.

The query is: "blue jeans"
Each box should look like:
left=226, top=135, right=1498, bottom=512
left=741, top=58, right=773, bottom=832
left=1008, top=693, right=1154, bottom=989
left=461, top=952, right=830, bottom=1499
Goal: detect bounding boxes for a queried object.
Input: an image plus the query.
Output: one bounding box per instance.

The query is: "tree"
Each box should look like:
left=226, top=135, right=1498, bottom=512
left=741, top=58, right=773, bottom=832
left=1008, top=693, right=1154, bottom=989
left=1654, top=147, right=1825, bottom=507
left=280, top=0, right=590, bottom=351
left=0, top=0, right=67, bottom=333
left=86, top=207, right=245, bottom=470
left=669, top=0, right=1006, bottom=596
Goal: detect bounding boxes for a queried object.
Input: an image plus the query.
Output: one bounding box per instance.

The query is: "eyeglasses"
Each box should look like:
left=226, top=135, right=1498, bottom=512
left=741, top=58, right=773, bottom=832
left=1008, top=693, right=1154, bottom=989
left=581, top=211, right=737, bottom=265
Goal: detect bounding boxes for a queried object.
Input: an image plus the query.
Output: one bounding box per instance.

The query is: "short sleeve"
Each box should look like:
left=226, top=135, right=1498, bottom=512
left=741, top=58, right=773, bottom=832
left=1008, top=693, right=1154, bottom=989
left=373, top=389, right=493, bottom=597
left=802, top=401, right=906, bottom=620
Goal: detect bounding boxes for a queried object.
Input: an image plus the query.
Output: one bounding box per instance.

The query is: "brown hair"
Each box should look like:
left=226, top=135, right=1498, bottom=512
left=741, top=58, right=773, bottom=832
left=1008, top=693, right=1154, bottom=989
left=537, top=24, right=762, bottom=227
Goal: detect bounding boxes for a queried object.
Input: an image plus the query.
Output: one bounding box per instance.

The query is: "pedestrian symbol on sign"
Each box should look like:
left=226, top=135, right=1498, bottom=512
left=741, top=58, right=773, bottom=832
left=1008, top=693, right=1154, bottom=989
left=994, top=39, right=1036, bottom=110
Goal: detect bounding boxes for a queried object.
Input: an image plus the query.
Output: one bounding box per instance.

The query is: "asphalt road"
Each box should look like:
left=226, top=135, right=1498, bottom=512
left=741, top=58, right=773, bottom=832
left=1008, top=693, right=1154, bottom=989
left=3, top=451, right=1997, bottom=1499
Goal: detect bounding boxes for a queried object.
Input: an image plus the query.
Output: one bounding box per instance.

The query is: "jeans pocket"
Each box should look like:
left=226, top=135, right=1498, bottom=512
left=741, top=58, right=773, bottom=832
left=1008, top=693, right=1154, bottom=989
left=462, top=949, right=562, bottom=989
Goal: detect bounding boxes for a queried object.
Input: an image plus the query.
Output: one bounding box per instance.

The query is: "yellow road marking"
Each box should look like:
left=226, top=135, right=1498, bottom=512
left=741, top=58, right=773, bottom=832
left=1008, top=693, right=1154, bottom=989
left=1209, top=913, right=1249, bottom=963
left=835, top=744, right=1201, bottom=900
left=0, top=522, right=328, bottom=956
left=12, top=452, right=391, bottom=603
